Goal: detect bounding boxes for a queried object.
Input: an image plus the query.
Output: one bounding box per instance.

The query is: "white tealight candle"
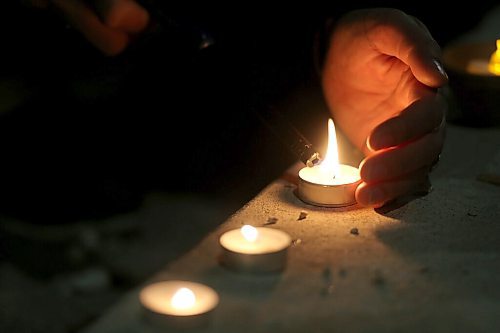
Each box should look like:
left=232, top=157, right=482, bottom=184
left=297, top=118, right=361, bottom=207
left=219, top=225, right=292, bottom=273
left=139, top=280, right=219, bottom=329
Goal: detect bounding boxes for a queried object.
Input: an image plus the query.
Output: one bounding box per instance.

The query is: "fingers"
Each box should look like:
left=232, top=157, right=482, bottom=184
left=357, top=77, right=447, bottom=208
left=90, top=0, right=150, bottom=33
left=364, top=8, right=448, bottom=88
left=360, top=122, right=444, bottom=183
left=51, top=0, right=129, bottom=56
left=356, top=168, right=431, bottom=207
left=368, top=93, right=446, bottom=150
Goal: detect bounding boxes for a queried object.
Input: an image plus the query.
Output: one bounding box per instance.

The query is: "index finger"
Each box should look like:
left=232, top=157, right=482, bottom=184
left=368, top=91, right=446, bottom=150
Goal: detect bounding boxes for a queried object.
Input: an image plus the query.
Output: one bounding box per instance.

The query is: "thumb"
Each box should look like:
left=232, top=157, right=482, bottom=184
left=365, top=9, right=448, bottom=88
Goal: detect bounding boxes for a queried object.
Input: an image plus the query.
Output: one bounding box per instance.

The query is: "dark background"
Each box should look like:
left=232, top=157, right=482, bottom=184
left=0, top=1, right=496, bottom=224
left=0, top=2, right=498, bottom=332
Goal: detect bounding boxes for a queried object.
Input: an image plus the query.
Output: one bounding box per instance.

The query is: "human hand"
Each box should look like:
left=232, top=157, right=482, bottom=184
left=27, top=0, right=150, bottom=55
left=321, top=8, right=448, bottom=208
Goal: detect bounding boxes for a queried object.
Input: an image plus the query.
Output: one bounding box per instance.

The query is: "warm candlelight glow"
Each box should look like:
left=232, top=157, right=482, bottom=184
left=140, top=280, right=219, bottom=326
left=297, top=118, right=361, bottom=207
left=220, top=226, right=292, bottom=272
left=171, top=288, right=196, bottom=309
left=319, top=118, right=340, bottom=179
left=488, top=39, right=500, bottom=75
left=298, top=118, right=359, bottom=186
left=241, top=225, right=258, bottom=242
left=220, top=227, right=291, bottom=255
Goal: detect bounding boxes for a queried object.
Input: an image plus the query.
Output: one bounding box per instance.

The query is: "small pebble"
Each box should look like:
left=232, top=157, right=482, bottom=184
left=350, top=227, right=359, bottom=235
left=322, top=267, right=332, bottom=282
left=264, top=217, right=278, bottom=225
left=467, top=212, right=478, bottom=217
left=292, top=238, right=302, bottom=246
left=320, top=284, right=334, bottom=296
left=371, top=270, right=385, bottom=287
left=298, top=211, right=308, bottom=220
left=320, top=267, right=334, bottom=296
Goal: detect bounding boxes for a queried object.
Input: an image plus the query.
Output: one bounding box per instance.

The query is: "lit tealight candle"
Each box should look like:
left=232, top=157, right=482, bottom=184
left=219, top=225, right=291, bottom=273
left=297, top=118, right=361, bottom=207
left=139, top=280, right=219, bottom=329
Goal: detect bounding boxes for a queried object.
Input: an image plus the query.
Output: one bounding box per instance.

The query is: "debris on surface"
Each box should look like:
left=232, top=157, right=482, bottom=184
left=467, top=212, right=478, bottom=217
left=350, top=227, right=359, bottom=235
left=321, top=267, right=334, bottom=296
left=371, top=270, right=386, bottom=287
left=291, top=238, right=302, bottom=246
left=264, top=217, right=278, bottom=225
left=321, top=284, right=334, bottom=296
left=297, top=211, right=308, bottom=221
left=322, top=267, right=332, bottom=282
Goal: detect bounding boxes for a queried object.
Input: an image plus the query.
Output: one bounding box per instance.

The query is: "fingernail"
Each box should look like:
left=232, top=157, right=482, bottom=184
left=366, top=137, right=376, bottom=152
left=367, top=134, right=383, bottom=151
left=433, top=59, right=448, bottom=80
left=367, top=187, right=384, bottom=205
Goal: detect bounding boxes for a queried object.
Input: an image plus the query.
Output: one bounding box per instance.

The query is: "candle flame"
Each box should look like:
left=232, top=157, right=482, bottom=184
left=171, top=287, right=196, bottom=309
left=488, top=39, right=500, bottom=75
left=319, top=118, right=340, bottom=179
left=241, top=225, right=258, bottom=242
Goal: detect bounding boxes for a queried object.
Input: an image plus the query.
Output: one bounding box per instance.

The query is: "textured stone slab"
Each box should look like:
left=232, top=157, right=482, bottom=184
left=82, top=173, right=500, bottom=333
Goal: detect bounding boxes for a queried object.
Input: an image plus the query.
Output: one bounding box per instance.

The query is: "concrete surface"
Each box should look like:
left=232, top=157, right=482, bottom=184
left=80, top=122, right=500, bottom=333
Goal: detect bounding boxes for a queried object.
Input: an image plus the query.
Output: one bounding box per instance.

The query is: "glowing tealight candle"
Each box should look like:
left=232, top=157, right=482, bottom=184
left=219, top=225, right=291, bottom=273
left=139, top=280, right=219, bottom=329
left=488, top=39, right=500, bottom=75
left=297, top=118, right=361, bottom=207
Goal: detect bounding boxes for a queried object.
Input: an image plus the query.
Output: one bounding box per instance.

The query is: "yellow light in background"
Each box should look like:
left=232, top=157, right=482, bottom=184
left=488, top=39, right=500, bottom=75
